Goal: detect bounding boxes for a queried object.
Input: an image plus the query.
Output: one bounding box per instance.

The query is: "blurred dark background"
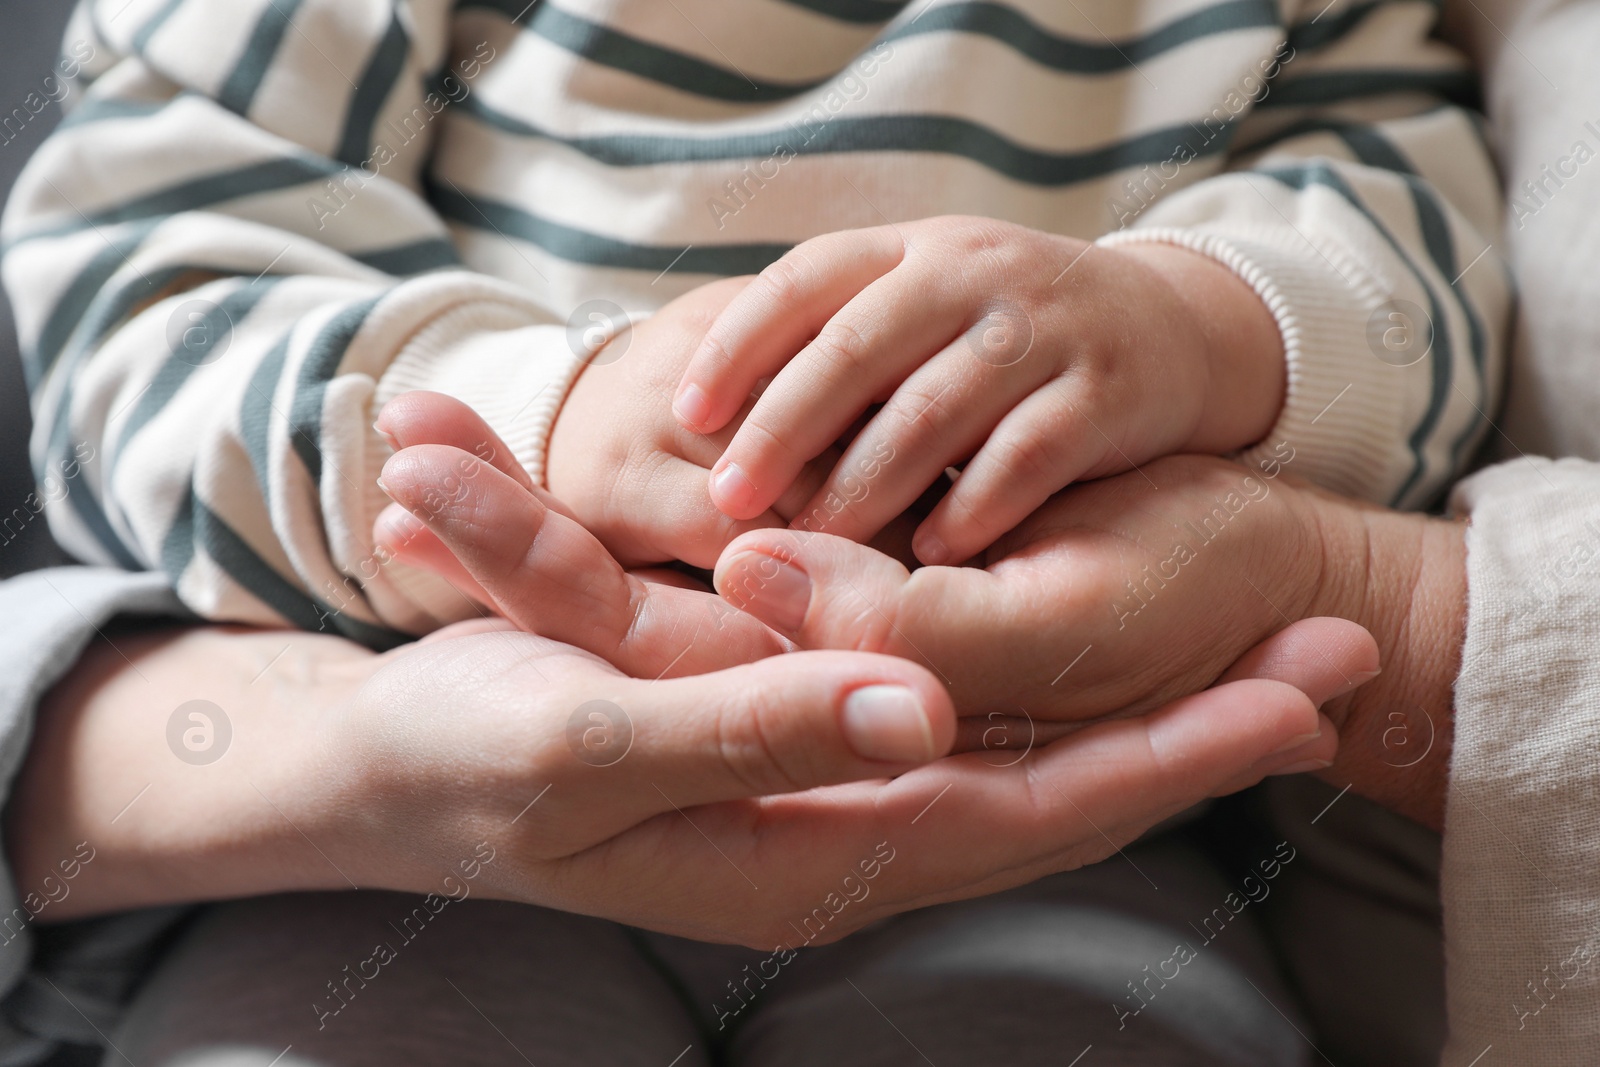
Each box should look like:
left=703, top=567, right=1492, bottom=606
left=0, top=1, right=78, bottom=577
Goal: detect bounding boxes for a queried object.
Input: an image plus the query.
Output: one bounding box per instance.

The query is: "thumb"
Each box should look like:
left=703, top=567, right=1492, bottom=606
left=602, top=650, right=957, bottom=817
left=1207, top=617, right=1380, bottom=795
left=713, top=528, right=920, bottom=653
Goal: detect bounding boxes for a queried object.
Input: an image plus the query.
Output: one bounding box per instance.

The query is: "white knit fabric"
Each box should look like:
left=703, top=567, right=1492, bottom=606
left=2, top=0, right=1508, bottom=640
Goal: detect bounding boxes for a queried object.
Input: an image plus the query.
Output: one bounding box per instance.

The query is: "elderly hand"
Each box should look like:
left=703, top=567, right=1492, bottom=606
left=715, top=453, right=1464, bottom=828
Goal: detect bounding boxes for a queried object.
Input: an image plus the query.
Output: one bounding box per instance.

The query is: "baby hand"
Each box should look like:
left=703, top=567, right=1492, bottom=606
left=674, top=217, right=1285, bottom=565
left=544, top=276, right=837, bottom=569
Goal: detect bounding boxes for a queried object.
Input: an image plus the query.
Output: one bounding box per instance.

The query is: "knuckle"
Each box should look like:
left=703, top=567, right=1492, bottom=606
left=738, top=413, right=807, bottom=467
left=693, top=330, right=739, bottom=379
left=438, top=487, right=539, bottom=585
left=941, top=217, right=1025, bottom=276
left=937, top=214, right=1011, bottom=249
left=941, top=483, right=1007, bottom=540
left=756, top=254, right=812, bottom=314
left=987, top=429, right=1059, bottom=485
left=483, top=523, right=543, bottom=589
left=713, top=692, right=809, bottom=796
left=888, top=381, right=960, bottom=440
left=865, top=578, right=927, bottom=659
left=808, top=318, right=877, bottom=375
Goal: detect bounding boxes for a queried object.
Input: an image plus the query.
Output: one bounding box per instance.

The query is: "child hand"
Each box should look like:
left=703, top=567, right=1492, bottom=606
left=543, top=276, right=838, bottom=569
left=674, top=217, right=1285, bottom=565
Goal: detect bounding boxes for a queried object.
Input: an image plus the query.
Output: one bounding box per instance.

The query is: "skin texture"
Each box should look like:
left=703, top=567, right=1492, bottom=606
left=539, top=276, right=839, bottom=570
left=4, top=577, right=1361, bottom=942
left=715, top=458, right=1464, bottom=831
left=673, top=217, right=1285, bottom=566
left=0, top=225, right=1460, bottom=941
left=384, top=392, right=1459, bottom=828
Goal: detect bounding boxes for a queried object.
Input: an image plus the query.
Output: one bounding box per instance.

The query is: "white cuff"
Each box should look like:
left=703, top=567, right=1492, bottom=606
left=370, top=301, right=587, bottom=626
left=377, top=303, right=588, bottom=487
left=1098, top=225, right=1408, bottom=504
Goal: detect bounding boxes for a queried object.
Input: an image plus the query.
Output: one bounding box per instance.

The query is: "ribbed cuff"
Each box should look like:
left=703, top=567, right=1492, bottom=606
left=377, top=302, right=587, bottom=486
left=372, top=301, right=587, bottom=625
left=1098, top=225, right=1406, bottom=504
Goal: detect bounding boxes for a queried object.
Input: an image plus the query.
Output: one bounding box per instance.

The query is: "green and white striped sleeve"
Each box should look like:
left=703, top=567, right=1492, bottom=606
left=2, top=0, right=587, bottom=644
left=1100, top=0, right=1511, bottom=510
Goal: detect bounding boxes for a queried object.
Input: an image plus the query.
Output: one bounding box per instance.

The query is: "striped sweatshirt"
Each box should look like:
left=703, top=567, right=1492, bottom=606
left=2, top=0, right=1509, bottom=645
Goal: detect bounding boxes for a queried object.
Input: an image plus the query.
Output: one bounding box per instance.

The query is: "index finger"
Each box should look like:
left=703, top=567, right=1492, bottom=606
left=674, top=226, right=905, bottom=434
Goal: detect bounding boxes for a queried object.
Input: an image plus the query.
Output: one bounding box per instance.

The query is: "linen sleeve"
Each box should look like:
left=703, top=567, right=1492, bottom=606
left=1440, top=458, right=1600, bottom=1064
left=0, top=567, right=195, bottom=1064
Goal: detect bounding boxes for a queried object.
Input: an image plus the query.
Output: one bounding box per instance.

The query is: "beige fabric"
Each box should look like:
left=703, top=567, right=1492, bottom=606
left=1446, top=460, right=1600, bottom=1063
left=1440, top=1, right=1600, bottom=1060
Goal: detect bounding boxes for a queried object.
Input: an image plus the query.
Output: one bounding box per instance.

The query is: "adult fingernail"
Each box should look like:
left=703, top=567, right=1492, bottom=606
left=1268, top=758, right=1333, bottom=776
left=675, top=383, right=711, bottom=429
left=721, top=551, right=812, bottom=634
left=711, top=462, right=757, bottom=513
left=1331, top=667, right=1382, bottom=698
left=842, top=685, right=936, bottom=762
left=913, top=529, right=950, bottom=566
left=372, top=422, right=400, bottom=451
left=1270, top=729, right=1322, bottom=756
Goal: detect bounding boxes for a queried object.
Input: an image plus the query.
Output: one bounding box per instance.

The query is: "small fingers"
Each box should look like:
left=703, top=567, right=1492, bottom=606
left=914, top=378, right=1106, bottom=565
left=675, top=227, right=905, bottom=435
left=792, top=348, right=1046, bottom=545
left=708, top=275, right=965, bottom=521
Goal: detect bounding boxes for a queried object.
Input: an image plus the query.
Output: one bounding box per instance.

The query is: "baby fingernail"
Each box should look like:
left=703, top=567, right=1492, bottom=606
left=721, top=551, right=812, bottom=634
left=842, top=685, right=936, bottom=762
left=675, top=383, right=711, bottom=429
left=1269, top=758, right=1333, bottom=776
left=914, top=529, right=950, bottom=566
left=711, top=462, right=756, bottom=512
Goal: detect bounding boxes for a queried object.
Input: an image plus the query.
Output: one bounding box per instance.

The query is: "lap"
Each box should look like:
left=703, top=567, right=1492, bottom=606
left=108, top=793, right=1441, bottom=1067
left=110, top=890, right=705, bottom=1067
left=710, top=831, right=1312, bottom=1067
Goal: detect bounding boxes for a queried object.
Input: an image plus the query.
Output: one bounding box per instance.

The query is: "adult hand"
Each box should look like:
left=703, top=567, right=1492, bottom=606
left=371, top=391, right=921, bottom=680
left=715, top=453, right=1465, bottom=828
left=374, top=390, right=790, bottom=680
left=10, top=609, right=1358, bottom=948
